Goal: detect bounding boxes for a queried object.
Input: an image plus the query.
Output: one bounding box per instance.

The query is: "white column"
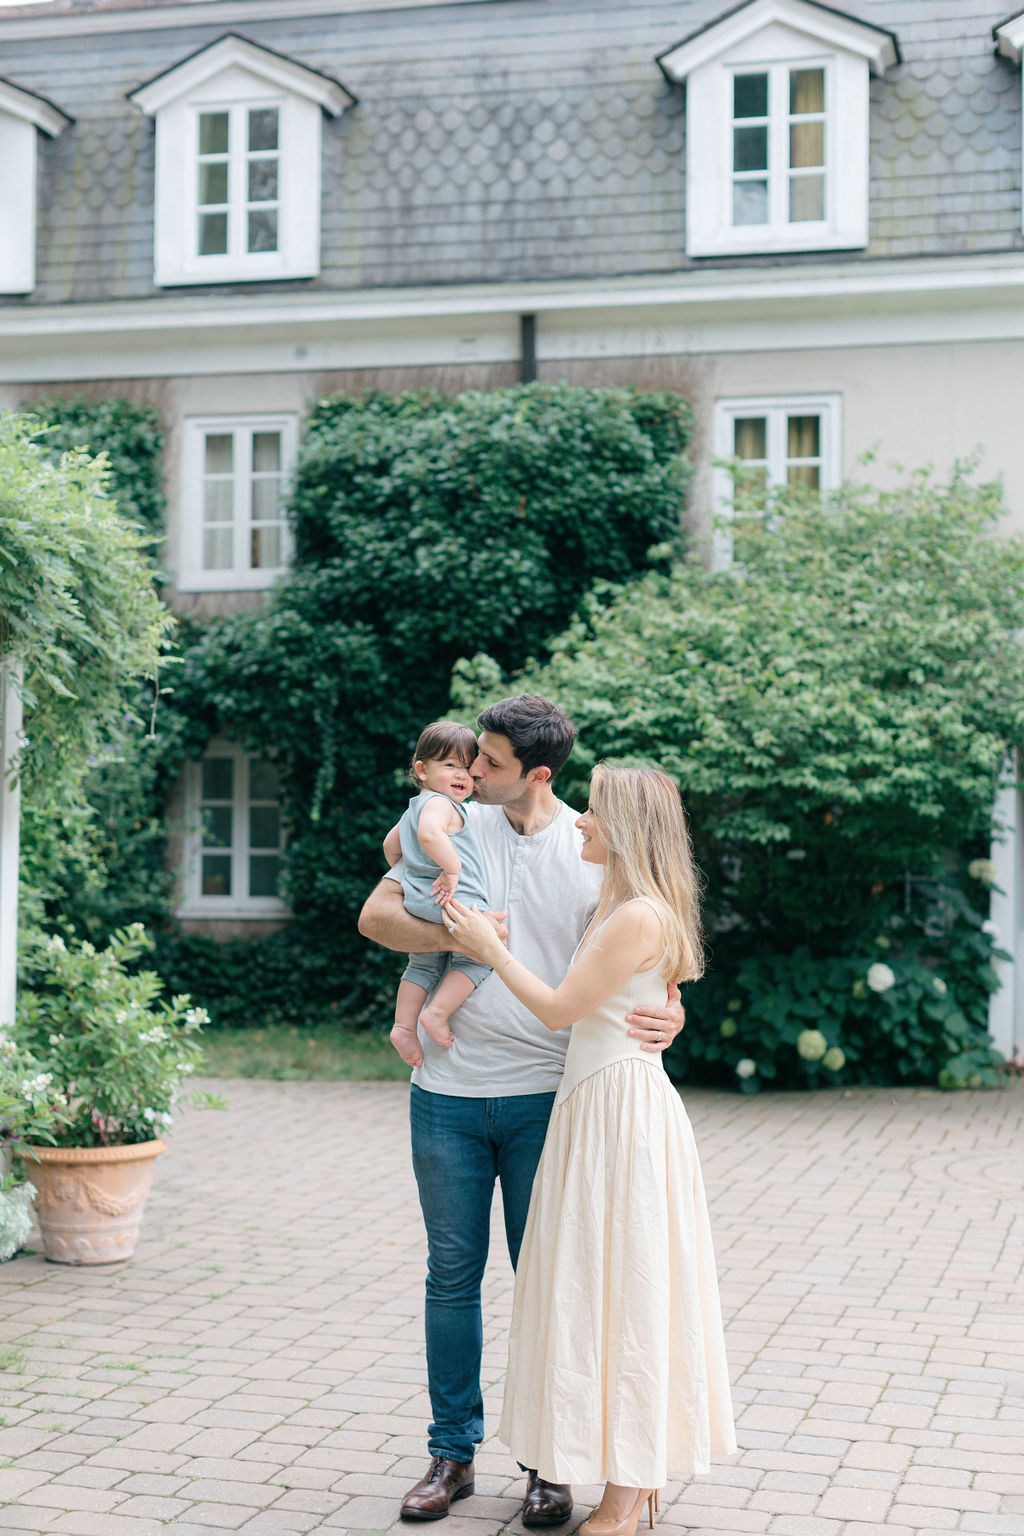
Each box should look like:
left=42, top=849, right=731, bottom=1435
left=988, top=767, right=1021, bottom=1061
left=0, top=658, right=23, bottom=1029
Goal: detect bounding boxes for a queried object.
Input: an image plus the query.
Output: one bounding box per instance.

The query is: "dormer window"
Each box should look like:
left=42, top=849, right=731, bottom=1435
left=0, top=77, right=72, bottom=295
left=657, top=0, right=899, bottom=258
left=129, top=33, right=356, bottom=287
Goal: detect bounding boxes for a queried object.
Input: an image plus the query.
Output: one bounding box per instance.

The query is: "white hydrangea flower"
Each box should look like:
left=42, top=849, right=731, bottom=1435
left=982, top=919, right=1000, bottom=938
left=866, top=962, right=896, bottom=993
left=822, top=1046, right=846, bottom=1072
left=735, top=1058, right=757, bottom=1079
left=796, top=1029, right=828, bottom=1062
left=968, top=858, right=997, bottom=884
left=932, top=977, right=947, bottom=996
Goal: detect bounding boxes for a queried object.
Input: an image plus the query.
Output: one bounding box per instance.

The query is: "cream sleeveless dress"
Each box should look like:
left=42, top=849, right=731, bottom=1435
left=498, top=901, right=737, bottom=1488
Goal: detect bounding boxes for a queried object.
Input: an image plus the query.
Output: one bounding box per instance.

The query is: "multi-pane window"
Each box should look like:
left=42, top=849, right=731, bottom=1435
left=196, top=105, right=280, bottom=260
left=182, top=416, right=297, bottom=590
left=732, top=411, right=825, bottom=490
left=712, top=396, right=841, bottom=569
left=180, top=744, right=287, bottom=916
left=731, top=64, right=827, bottom=233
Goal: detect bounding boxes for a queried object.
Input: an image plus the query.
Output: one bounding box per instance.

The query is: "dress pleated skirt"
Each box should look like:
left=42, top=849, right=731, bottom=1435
left=499, top=1056, right=737, bottom=1488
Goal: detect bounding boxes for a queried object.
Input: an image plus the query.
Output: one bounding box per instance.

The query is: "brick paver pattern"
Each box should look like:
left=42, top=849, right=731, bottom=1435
left=0, top=1078, right=1021, bottom=1536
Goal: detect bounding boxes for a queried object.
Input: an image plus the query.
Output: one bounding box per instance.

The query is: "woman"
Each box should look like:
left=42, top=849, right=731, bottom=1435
left=445, top=764, right=736, bottom=1536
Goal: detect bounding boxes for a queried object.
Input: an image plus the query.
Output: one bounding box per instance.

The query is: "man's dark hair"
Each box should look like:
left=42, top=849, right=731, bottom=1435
left=476, top=695, right=576, bottom=780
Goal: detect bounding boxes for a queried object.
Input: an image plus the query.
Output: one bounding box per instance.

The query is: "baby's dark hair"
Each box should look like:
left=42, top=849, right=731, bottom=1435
left=410, top=721, right=478, bottom=780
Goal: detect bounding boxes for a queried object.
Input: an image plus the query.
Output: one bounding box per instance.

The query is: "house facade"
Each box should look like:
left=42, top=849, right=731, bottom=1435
left=2, top=0, right=1024, bottom=1055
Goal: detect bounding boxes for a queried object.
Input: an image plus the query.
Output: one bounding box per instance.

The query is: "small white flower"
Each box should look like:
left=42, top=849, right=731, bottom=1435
left=0, top=1038, right=17, bottom=1055
left=115, top=1011, right=129, bottom=1025
left=735, top=1058, right=757, bottom=1079
left=143, top=1107, right=156, bottom=1123
left=138, top=1026, right=168, bottom=1046
left=185, top=1007, right=210, bottom=1026
left=968, top=858, right=997, bottom=884
left=160, top=1112, right=174, bottom=1129
left=20, top=1073, right=53, bottom=1096
left=45, top=935, right=66, bottom=954
left=982, top=919, right=1000, bottom=938
left=80, top=942, right=95, bottom=957
left=932, top=977, right=947, bottom=996
left=866, top=962, right=896, bottom=993
left=48, top=1034, right=65, bottom=1046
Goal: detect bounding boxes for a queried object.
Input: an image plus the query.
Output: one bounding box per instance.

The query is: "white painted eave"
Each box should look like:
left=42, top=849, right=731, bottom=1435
left=0, top=76, right=72, bottom=134
left=5, top=253, right=1024, bottom=381
left=0, top=0, right=498, bottom=41
left=129, top=33, right=356, bottom=116
left=658, top=0, right=900, bottom=79
left=994, top=12, right=1024, bottom=63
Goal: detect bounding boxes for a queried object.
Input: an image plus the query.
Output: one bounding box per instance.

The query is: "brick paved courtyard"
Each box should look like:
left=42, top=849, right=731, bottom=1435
left=0, top=1077, right=1021, bottom=1536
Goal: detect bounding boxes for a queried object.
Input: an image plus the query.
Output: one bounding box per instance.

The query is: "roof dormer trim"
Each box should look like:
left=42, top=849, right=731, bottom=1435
left=657, top=0, right=901, bottom=81
left=0, top=74, right=73, bottom=135
left=994, top=11, right=1024, bottom=62
left=127, top=31, right=356, bottom=118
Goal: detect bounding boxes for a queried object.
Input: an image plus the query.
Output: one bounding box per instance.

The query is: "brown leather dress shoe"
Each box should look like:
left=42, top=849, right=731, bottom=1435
left=522, top=1470, right=574, bottom=1527
left=400, top=1456, right=475, bottom=1520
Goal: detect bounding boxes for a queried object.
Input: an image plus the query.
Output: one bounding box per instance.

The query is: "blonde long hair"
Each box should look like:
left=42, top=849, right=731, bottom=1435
left=588, top=763, right=704, bottom=984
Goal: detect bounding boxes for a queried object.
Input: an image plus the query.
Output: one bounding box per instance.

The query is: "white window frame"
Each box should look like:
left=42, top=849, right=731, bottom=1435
left=0, top=81, right=71, bottom=295
left=727, top=57, right=832, bottom=242
left=711, top=393, right=842, bottom=569
left=178, top=739, right=288, bottom=920
left=128, top=35, right=354, bottom=288
left=657, top=0, right=898, bottom=259
left=180, top=413, right=298, bottom=592
left=995, top=15, right=1024, bottom=236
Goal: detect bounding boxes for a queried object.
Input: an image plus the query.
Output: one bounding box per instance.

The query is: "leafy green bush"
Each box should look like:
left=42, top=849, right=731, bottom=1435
left=25, top=396, right=166, bottom=539
left=0, top=414, right=173, bottom=926
left=453, top=468, right=1024, bottom=1087
left=11, top=926, right=218, bottom=1149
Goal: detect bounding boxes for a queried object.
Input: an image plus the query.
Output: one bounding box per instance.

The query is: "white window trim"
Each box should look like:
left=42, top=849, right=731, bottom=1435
left=177, top=739, right=289, bottom=920
left=995, top=14, right=1024, bottom=237
left=657, top=0, right=898, bottom=259
left=179, top=412, right=298, bottom=592
left=0, top=79, right=72, bottom=295
left=128, top=34, right=354, bottom=288
left=711, top=392, right=842, bottom=569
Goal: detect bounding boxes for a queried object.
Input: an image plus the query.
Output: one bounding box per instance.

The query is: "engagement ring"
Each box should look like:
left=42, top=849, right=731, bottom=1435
left=446, top=921, right=456, bottom=933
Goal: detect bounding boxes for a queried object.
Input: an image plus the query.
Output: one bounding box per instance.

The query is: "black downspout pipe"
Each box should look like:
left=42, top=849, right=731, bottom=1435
left=520, top=313, right=537, bottom=384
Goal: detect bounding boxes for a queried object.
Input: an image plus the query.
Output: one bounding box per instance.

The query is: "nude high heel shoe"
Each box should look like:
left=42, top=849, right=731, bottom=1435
left=577, top=1487, right=659, bottom=1535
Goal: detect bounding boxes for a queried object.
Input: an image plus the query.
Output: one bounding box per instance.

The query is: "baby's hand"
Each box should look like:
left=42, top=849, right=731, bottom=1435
left=432, top=870, right=459, bottom=904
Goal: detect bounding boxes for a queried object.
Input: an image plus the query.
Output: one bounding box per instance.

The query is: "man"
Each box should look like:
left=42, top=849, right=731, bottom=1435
left=358, top=695, right=684, bottom=1525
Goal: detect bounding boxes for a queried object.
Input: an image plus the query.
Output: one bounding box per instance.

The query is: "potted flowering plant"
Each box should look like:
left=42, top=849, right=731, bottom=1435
left=6, top=923, right=220, bottom=1264
left=0, top=1037, right=68, bottom=1261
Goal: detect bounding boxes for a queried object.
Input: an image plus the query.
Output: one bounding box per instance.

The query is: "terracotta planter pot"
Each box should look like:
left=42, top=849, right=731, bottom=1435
left=19, top=1139, right=166, bottom=1264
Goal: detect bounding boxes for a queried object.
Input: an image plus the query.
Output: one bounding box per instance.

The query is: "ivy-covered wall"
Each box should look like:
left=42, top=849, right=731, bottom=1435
left=30, top=385, right=694, bottom=1027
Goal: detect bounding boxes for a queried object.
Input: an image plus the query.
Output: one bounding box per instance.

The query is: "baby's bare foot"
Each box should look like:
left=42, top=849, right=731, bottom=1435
left=390, top=1023, right=424, bottom=1067
left=418, top=1005, right=454, bottom=1049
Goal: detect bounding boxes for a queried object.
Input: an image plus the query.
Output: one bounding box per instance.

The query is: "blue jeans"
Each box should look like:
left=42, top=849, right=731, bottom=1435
left=409, top=1084, right=556, bottom=1465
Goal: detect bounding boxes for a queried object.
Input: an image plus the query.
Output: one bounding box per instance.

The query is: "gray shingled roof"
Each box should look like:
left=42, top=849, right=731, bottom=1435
left=0, top=0, right=1019, bottom=303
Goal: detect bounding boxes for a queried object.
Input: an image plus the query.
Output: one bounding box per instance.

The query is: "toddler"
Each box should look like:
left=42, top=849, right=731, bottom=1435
left=384, top=721, right=492, bottom=1066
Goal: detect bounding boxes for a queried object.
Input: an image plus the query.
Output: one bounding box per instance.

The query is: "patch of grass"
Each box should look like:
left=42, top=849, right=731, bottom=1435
left=0, top=1345, right=25, bottom=1373
left=197, top=1025, right=410, bottom=1082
